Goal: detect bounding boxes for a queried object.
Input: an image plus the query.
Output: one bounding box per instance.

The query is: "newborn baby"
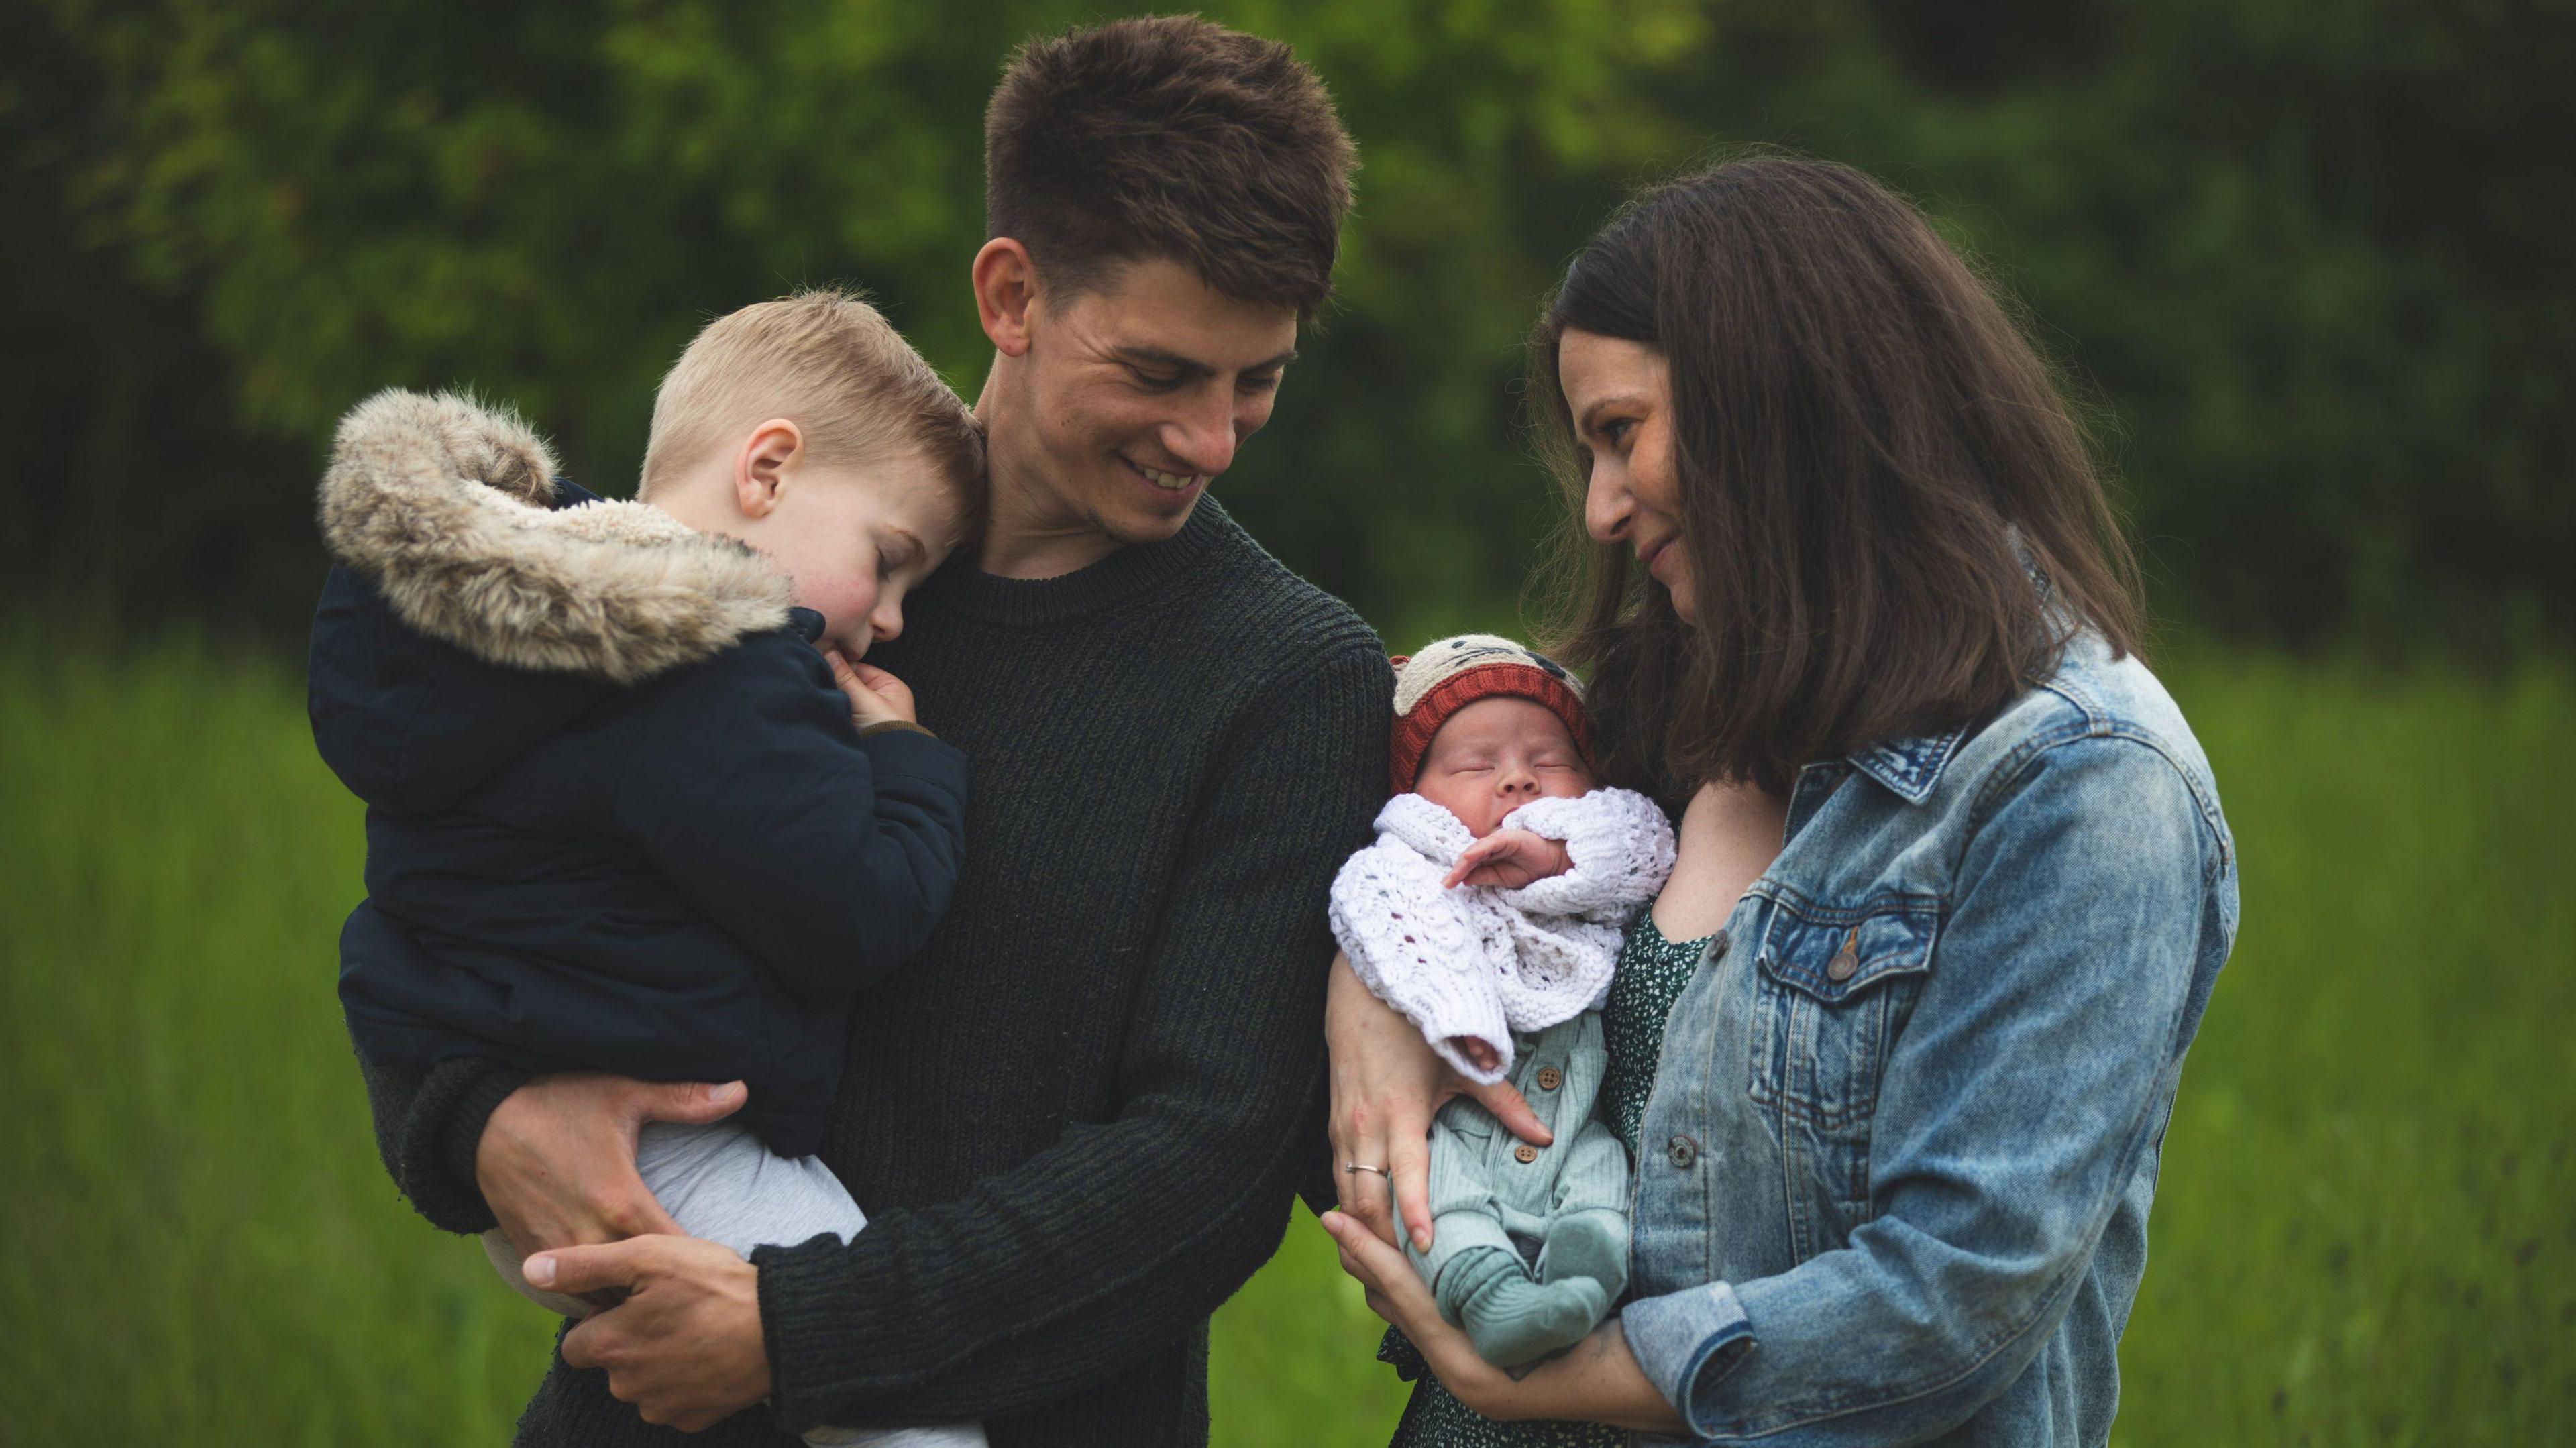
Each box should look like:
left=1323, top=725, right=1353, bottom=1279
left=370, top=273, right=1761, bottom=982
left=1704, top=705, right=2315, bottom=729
left=1330, top=635, right=1675, bottom=1371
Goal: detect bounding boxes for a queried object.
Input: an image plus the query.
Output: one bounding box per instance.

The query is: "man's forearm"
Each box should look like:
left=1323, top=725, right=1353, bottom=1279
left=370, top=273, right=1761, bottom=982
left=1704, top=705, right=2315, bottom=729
left=349, top=1032, right=523, bottom=1234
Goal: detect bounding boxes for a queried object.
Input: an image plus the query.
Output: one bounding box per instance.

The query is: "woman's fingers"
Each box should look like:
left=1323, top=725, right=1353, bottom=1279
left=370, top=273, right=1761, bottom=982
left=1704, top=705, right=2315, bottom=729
left=1464, top=1075, right=1552, bottom=1148
left=1388, top=1125, right=1436, bottom=1250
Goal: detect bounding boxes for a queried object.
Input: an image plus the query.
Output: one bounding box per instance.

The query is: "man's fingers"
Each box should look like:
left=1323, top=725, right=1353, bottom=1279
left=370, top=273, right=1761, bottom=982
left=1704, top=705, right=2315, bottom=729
left=1467, top=1076, right=1552, bottom=1147
left=526, top=1237, right=660, bottom=1298
left=637, top=1079, right=746, bottom=1127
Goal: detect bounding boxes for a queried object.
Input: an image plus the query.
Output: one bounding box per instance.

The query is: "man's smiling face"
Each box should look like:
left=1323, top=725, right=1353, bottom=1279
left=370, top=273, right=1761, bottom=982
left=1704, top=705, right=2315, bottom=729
left=1017, top=255, right=1299, bottom=547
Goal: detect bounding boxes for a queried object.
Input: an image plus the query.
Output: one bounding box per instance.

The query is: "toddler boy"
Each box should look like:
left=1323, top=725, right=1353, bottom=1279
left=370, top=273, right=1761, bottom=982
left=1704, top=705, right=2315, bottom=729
left=1330, top=635, right=1674, bottom=1371
left=311, top=290, right=986, bottom=1447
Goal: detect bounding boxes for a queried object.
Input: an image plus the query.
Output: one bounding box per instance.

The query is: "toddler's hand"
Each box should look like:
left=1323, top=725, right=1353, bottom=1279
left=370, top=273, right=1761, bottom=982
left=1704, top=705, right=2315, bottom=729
left=826, top=649, right=918, bottom=729
left=1444, top=829, right=1573, bottom=891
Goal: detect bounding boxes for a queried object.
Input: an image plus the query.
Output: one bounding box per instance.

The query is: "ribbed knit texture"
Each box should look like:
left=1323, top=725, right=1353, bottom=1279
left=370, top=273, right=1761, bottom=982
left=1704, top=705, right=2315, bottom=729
left=353, top=500, right=1389, bottom=1447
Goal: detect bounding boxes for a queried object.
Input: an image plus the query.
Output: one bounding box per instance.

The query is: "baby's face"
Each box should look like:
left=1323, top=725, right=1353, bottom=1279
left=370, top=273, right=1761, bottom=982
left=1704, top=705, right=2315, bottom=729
left=1413, top=695, right=1593, bottom=837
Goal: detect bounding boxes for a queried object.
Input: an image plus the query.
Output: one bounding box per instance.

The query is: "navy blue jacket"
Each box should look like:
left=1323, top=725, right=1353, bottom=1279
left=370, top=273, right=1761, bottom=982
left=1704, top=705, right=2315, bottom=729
left=307, top=389, right=966, bottom=1157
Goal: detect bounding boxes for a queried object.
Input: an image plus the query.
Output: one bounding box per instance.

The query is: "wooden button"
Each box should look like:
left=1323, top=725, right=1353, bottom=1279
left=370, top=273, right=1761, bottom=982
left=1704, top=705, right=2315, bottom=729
left=1535, top=1066, right=1562, bottom=1091
left=1513, top=1144, right=1540, bottom=1165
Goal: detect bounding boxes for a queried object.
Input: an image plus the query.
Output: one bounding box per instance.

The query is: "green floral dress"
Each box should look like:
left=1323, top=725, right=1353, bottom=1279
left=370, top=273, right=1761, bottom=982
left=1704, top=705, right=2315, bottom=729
left=1381, top=914, right=1717, bottom=1447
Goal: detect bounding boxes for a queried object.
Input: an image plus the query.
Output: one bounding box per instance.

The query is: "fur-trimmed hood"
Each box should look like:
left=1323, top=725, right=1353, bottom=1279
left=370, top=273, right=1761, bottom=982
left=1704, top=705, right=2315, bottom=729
left=317, top=388, right=793, bottom=684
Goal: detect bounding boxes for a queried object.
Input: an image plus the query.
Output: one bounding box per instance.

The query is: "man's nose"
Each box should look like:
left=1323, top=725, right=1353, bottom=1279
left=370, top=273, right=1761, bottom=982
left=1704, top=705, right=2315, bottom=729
left=1161, top=394, right=1239, bottom=479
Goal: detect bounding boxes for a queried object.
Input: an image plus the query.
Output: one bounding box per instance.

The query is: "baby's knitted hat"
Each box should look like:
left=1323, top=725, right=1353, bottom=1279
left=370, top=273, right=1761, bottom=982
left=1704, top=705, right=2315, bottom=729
left=1389, top=634, right=1599, bottom=794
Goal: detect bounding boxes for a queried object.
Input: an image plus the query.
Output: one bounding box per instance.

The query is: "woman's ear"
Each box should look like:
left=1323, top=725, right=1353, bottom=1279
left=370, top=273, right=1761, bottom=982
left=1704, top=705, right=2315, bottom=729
left=973, top=238, right=1039, bottom=358
left=732, top=419, right=803, bottom=520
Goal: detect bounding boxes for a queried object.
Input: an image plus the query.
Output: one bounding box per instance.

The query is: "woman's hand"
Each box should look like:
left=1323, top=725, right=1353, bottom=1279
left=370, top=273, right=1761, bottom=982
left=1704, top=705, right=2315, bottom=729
left=1326, top=953, right=1549, bottom=1249
left=476, top=1072, right=747, bottom=1264
left=532, top=1236, right=771, bottom=1432
left=1319, top=1210, right=1686, bottom=1433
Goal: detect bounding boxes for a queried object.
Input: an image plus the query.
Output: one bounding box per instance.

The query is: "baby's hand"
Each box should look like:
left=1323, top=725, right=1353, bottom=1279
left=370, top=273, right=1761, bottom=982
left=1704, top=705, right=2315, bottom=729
left=826, top=649, right=918, bottom=730
left=1443, top=829, right=1573, bottom=891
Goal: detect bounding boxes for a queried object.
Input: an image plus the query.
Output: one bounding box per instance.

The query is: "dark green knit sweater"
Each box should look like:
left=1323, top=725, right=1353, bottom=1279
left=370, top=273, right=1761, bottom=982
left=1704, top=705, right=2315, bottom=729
left=356, top=499, right=1390, bottom=1447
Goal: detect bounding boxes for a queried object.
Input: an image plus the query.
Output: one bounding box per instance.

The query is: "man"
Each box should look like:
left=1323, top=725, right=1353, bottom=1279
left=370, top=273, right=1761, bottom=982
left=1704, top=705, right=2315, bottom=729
left=350, top=17, right=1387, bottom=1445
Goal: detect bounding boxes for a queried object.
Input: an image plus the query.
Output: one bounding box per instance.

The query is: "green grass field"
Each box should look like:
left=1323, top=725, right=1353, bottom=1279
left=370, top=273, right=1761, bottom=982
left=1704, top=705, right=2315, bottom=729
left=2, top=636, right=2569, bottom=1445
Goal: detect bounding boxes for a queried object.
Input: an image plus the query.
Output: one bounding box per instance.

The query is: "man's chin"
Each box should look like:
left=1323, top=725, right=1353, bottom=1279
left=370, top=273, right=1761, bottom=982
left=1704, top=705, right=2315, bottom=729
left=1094, top=494, right=1205, bottom=547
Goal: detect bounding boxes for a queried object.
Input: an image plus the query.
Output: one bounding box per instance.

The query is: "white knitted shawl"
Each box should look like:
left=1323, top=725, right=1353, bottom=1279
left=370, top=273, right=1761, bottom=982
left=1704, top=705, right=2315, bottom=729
left=1329, top=788, right=1676, bottom=1083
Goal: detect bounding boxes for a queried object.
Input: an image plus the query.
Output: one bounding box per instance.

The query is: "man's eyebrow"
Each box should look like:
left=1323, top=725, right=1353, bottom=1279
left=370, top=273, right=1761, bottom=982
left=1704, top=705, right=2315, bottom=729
left=1111, top=345, right=1300, bottom=377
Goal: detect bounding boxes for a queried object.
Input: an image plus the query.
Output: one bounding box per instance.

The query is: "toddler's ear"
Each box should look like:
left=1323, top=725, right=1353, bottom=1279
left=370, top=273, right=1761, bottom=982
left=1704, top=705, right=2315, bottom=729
left=731, top=420, right=804, bottom=519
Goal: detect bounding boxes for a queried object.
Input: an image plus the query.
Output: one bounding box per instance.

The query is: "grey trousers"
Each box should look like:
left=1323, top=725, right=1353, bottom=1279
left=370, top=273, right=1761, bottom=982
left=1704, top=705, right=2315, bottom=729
left=482, top=1120, right=985, bottom=1448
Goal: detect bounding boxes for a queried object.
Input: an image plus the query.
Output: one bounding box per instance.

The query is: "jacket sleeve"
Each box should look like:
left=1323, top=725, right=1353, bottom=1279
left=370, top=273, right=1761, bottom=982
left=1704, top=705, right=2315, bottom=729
left=749, top=643, right=1389, bottom=1432
left=612, top=635, right=967, bottom=1006
left=1617, top=736, right=2229, bottom=1445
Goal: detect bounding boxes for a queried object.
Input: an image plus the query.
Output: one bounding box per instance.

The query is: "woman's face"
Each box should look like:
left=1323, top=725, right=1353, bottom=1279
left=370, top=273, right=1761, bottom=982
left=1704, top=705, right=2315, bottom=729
left=1558, top=328, right=1692, bottom=623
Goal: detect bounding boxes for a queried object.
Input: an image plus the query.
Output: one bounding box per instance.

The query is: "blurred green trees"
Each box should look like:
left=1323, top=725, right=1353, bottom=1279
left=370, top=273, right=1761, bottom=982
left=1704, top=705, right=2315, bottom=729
left=7, top=0, right=2569, bottom=650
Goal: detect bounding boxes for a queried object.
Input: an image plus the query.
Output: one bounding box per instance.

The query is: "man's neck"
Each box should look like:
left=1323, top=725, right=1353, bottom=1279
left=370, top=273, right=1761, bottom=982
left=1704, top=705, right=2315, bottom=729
left=975, top=376, right=1125, bottom=581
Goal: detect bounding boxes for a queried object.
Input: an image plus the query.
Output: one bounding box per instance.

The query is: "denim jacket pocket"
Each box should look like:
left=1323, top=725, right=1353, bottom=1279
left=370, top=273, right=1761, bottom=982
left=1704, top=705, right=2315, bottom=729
left=1748, top=891, right=1939, bottom=1216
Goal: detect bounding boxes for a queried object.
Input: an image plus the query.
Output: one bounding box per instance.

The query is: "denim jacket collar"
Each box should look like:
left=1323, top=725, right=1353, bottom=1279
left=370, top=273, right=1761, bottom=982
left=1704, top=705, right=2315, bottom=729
left=1842, top=726, right=1971, bottom=805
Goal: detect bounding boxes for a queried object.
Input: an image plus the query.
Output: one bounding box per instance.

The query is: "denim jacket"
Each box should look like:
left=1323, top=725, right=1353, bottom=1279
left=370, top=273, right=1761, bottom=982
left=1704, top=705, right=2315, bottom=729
left=1619, top=632, right=2237, bottom=1445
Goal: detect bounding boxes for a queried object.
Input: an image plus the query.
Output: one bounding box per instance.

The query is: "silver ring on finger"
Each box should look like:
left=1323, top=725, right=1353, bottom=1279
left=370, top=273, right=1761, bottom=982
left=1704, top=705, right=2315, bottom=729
left=1344, top=1162, right=1391, bottom=1178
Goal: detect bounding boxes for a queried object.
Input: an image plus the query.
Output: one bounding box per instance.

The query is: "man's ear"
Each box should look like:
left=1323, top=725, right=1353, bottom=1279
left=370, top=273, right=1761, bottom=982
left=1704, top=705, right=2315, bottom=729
left=973, top=238, right=1039, bottom=357
left=733, top=419, right=803, bottom=519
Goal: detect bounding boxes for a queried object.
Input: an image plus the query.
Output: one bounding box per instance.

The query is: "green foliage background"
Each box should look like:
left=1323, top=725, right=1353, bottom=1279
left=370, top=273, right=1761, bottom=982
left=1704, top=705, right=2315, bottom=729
left=8, top=0, right=2572, bottom=651
left=5, top=3, right=2573, bottom=1445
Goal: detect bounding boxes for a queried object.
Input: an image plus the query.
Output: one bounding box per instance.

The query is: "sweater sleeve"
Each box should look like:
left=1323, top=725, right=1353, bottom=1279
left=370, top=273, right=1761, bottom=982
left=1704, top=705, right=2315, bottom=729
left=1497, top=787, right=1676, bottom=920
left=614, top=634, right=967, bottom=1007
left=1329, top=814, right=1516, bottom=1084
left=750, top=643, right=1389, bottom=1431
left=347, top=1028, right=527, bottom=1235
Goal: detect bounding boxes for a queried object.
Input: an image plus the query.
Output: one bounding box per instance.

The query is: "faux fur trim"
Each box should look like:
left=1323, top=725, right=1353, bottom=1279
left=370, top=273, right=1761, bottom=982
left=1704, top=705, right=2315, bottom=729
left=317, top=389, right=794, bottom=683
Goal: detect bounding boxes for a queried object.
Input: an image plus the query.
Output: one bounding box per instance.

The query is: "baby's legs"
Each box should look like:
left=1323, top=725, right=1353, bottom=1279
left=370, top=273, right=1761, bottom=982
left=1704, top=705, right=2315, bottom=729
left=481, top=1121, right=984, bottom=1448
left=1438, top=1245, right=1612, bottom=1370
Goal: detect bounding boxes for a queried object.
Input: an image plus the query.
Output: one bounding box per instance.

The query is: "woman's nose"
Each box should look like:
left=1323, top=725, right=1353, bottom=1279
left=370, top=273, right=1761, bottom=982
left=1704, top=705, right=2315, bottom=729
left=1583, top=463, right=1629, bottom=543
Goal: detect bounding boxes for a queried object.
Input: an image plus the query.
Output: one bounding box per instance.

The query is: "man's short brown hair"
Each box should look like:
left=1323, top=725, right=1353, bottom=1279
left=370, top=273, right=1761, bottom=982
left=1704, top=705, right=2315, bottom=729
left=985, top=15, right=1357, bottom=318
left=640, top=288, right=983, bottom=524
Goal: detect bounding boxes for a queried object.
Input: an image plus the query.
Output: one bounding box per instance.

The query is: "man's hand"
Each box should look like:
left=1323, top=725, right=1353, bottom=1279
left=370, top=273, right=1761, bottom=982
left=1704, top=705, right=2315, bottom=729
left=1443, top=828, right=1573, bottom=890
left=476, top=1072, right=747, bottom=1277
left=1326, top=954, right=1550, bottom=1251
left=533, top=1236, right=772, bottom=1432
left=826, top=648, right=918, bottom=729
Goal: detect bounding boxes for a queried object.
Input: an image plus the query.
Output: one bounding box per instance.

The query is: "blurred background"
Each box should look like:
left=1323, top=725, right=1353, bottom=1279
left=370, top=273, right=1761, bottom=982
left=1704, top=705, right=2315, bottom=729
left=2, top=1, right=2569, bottom=1443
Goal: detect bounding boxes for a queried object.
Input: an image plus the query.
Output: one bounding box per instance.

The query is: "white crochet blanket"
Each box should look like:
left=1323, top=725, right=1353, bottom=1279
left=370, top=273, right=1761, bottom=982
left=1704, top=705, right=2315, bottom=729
left=1330, top=789, right=1676, bottom=1083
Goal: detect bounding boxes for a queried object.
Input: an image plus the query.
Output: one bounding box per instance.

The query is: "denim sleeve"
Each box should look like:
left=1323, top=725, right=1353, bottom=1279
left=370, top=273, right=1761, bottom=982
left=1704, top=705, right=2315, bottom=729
left=1621, top=735, right=2220, bottom=1444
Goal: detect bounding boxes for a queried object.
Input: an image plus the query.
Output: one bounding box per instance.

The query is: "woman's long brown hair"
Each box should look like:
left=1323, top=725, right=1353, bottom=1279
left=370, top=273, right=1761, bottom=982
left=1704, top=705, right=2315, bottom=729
left=1534, top=155, right=2144, bottom=800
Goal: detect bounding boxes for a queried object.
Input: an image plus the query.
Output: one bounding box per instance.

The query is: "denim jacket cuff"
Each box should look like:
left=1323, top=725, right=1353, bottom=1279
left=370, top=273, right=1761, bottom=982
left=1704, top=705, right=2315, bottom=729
left=1621, top=1281, right=1756, bottom=1437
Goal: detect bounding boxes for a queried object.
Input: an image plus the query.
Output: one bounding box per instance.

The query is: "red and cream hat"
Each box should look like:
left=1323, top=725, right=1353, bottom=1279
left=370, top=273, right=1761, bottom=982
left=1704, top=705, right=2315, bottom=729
left=1388, top=634, right=1600, bottom=795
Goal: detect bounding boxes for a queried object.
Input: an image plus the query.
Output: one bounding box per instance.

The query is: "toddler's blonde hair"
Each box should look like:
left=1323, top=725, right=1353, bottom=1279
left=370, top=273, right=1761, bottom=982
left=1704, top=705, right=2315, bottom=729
left=640, top=288, right=983, bottom=521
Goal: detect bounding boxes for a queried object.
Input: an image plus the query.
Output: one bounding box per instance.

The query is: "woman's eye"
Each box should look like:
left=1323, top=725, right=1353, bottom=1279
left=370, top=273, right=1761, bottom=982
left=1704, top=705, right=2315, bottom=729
left=1600, top=417, right=1636, bottom=445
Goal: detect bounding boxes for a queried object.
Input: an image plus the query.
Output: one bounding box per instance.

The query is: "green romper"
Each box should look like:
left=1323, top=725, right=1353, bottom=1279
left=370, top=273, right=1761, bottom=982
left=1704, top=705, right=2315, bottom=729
left=1382, top=914, right=1718, bottom=1447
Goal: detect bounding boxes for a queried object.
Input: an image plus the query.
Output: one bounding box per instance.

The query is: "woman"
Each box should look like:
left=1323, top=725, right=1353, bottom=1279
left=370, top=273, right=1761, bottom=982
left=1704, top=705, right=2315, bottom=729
left=1321, top=156, right=2238, bottom=1445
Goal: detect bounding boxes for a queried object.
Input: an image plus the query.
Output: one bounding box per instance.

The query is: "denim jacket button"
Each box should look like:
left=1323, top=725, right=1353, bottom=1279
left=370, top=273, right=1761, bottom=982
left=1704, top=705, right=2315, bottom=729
left=1535, top=1066, right=1562, bottom=1091
left=1666, top=1134, right=1699, bottom=1169
left=1514, top=1144, right=1540, bottom=1165
left=1827, top=930, right=1860, bottom=982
